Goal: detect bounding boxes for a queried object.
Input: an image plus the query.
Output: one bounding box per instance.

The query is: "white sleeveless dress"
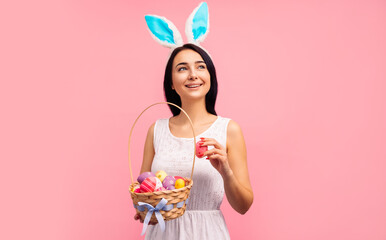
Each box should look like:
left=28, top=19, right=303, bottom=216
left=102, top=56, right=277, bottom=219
left=144, top=116, right=231, bottom=240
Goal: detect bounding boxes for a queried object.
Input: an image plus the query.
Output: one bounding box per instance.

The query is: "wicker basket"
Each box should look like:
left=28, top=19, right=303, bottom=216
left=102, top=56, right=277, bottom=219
left=128, top=102, right=196, bottom=233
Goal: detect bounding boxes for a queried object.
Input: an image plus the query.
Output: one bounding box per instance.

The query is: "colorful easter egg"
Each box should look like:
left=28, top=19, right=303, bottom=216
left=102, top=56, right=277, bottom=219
left=137, top=172, right=156, bottom=184
left=175, top=178, right=185, bottom=189
left=162, top=176, right=176, bottom=188
left=196, top=141, right=208, bottom=158
left=140, top=177, right=162, bottom=192
left=166, top=185, right=176, bottom=190
left=156, top=170, right=168, bottom=182
left=155, top=186, right=166, bottom=192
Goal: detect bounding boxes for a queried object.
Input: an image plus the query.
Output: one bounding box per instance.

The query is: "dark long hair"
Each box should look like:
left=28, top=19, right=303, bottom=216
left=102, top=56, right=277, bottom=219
left=164, top=43, right=218, bottom=116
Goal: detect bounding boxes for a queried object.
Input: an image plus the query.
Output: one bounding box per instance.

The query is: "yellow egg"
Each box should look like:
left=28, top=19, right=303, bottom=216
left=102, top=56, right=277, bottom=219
left=156, top=170, right=167, bottom=182
left=175, top=179, right=185, bottom=189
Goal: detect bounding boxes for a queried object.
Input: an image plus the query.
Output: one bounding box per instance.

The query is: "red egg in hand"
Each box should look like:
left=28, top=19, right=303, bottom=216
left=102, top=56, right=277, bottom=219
left=196, top=141, right=208, bottom=158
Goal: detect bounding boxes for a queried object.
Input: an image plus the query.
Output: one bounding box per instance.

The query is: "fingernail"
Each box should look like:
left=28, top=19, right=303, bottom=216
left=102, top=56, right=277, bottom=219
left=199, top=142, right=203, bottom=145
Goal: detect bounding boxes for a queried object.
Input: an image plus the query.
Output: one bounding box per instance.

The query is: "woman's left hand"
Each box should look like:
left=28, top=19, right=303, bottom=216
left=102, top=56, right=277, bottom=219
left=200, top=137, right=233, bottom=177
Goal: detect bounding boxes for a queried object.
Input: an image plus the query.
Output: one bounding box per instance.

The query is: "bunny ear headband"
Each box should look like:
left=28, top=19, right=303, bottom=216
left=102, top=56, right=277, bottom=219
left=144, top=2, right=210, bottom=59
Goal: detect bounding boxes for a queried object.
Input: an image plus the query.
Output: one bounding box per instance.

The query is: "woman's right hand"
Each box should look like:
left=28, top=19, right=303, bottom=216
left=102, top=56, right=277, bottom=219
left=134, top=213, right=158, bottom=225
left=134, top=213, right=144, bottom=223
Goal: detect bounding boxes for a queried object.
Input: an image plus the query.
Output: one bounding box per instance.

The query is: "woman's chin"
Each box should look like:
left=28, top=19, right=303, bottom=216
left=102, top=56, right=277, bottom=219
left=181, top=93, right=207, bottom=102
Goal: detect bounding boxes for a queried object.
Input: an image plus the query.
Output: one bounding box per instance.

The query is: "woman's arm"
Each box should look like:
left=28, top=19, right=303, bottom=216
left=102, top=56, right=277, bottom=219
left=223, top=120, right=253, bottom=214
left=139, top=122, right=156, bottom=174
left=201, top=120, right=253, bottom=214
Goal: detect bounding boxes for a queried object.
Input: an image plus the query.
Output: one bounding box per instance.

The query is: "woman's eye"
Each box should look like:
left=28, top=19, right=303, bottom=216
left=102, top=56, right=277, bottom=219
left=178, top=67, right=187, bottom=71
left=198, top=65, right=206, bottom=69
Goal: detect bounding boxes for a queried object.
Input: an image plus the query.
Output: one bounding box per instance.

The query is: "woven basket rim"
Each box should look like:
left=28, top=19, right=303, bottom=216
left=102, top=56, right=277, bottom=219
left=130, top=178, right=193, bottom=196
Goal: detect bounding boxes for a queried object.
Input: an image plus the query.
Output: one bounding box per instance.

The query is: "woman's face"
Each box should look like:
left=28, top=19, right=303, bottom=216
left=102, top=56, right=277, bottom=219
left=171, top=49, right=211, bottom=101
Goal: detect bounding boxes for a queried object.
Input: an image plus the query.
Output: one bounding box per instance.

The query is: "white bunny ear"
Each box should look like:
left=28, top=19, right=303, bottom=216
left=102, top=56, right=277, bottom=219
left=185, top=2, right=209, bottom=45
left=145, top=15, right=184, bottom=49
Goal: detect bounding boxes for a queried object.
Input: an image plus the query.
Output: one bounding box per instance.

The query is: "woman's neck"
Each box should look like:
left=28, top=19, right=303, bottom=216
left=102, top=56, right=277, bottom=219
left=176, top=98, right=212, bottom=125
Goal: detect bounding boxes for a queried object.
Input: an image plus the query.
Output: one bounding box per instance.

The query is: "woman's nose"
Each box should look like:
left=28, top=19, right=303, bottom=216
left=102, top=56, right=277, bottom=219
left=188, top=70, right=198, bottom=80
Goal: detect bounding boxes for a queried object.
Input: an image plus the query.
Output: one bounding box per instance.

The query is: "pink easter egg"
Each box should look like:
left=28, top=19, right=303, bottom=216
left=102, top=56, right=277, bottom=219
left=140, top=177, right=162, bottom=193
left=131, top=185, right=140, bottom=192
left=196, top=141, right=208, bottom=158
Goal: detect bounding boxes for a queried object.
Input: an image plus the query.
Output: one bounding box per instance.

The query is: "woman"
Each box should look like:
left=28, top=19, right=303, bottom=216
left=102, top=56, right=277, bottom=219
left=134, top=43, right=254, bottom=239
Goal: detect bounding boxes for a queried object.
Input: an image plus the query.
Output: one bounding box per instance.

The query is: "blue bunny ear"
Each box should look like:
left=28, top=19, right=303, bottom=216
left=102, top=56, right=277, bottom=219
left=145, top=15, right=183, bottom=48
left=185, top=2, right=209, bottom=44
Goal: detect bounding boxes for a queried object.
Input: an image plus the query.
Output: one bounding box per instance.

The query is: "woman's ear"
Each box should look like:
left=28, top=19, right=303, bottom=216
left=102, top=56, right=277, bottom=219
left=171, top=84, right=175, bottom=90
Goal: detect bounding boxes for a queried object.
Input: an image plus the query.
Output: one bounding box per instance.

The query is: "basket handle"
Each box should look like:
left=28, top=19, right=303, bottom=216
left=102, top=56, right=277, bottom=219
left=128, top=102, right=197, bottom=183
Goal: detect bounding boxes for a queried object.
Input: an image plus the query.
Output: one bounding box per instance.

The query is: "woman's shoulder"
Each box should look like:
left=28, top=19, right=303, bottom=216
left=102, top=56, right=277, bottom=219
left=155, top=118, right=169, bottom=123
left=146, top=118, right=166, bottom=131
left=221, top=117, right=243, bottom=138
left=149, top=118, right=169, bottom=131
left=215, top=115, right=243, bottom=136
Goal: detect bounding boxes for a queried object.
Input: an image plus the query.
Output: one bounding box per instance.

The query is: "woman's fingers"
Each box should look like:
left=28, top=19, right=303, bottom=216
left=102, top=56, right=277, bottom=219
left=134, top=213, right=143, bottom=223
left=203, top=148, right=225, bottom=157
left=200, top=137, right=224, bottom=150
left=134, top=213, right=158, bottom=225
left=200, top=138, right=227, bottom=161
left=200, top=138, right=233, bottom=177
left=134, top=213, right=144, bottom=223
left=208, top=153, right=225, bottom=159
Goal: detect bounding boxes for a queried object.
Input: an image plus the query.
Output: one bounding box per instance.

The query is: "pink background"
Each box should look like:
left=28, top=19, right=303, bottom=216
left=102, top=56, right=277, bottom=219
left=1, top=0, right=386, bottom=239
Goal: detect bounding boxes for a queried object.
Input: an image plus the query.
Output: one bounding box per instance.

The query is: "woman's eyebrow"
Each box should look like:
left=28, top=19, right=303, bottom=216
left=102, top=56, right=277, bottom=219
left=175, top=61, right=206, bottom=68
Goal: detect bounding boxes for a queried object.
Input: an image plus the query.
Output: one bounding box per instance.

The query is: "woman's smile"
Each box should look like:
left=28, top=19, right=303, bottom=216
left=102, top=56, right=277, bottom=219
left=172, top=49, right=211, bottom=99
left=185, top=83, right=203, bottom=89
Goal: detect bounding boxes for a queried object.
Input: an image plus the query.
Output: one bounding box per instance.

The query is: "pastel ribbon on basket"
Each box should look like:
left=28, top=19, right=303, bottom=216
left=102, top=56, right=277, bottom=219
left=135, top=198, right=190, bottom=235
left=138, top=199, right=167, bottom=235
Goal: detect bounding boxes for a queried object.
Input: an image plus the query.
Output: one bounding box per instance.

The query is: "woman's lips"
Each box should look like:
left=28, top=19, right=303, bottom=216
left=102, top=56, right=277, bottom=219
left=185, top=84, right=203, bottom=89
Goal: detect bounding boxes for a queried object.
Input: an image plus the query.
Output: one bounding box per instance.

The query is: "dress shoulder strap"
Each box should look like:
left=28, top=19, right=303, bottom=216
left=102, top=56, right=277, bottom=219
left=153, top=118, right=169, bottom=153
left=205, top=116, right=231, bottom=150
